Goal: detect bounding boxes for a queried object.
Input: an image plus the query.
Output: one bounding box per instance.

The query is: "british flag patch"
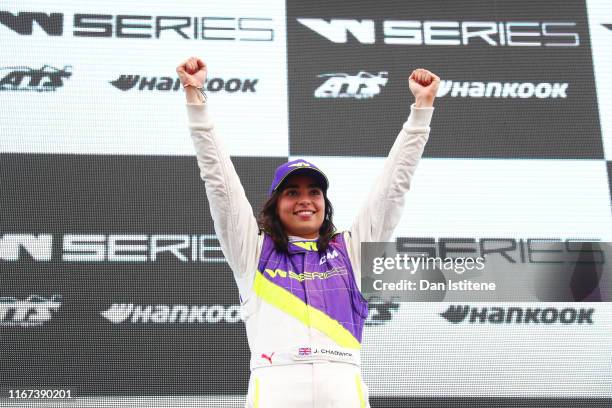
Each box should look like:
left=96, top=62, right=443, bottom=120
left=298, top=347, right=312, bottom=356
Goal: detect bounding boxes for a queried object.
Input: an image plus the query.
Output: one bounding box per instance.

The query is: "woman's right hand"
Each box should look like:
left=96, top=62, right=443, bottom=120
left=176, top=56, right=207, bottom=88
left=177, top=57, right=207, bottom=103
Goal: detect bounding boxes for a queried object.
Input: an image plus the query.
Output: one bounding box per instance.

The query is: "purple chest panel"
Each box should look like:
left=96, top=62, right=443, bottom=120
left=257, top=233, right=368, bottom=343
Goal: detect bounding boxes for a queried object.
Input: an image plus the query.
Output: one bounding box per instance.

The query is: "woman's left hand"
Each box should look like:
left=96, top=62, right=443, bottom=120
left=409, top=68, right=440, bottom=107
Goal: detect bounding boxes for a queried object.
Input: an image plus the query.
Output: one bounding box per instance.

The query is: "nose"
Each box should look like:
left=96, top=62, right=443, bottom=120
left=296, top=193, right=312, bottom=205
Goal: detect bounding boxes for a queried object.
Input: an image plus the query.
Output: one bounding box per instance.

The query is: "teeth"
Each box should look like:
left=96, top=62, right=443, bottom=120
left=296, top=211, right=314, bottom=215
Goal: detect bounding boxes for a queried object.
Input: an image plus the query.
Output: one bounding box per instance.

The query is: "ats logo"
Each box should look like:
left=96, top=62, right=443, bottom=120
left=0, top=65, right=71, bottom=91
left=314, top=71, right=388, bottom=99
left=0, top=295, right=62, bottom=327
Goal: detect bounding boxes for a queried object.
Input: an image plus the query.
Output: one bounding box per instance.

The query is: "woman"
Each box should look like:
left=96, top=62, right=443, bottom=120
left=177, top=56, right=438, bottom=407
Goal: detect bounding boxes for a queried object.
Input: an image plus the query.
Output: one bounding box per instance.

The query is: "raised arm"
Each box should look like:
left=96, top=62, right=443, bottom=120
left=345, top=69, right=440, bottom=288
left=177, top=57, right=260, bottom=298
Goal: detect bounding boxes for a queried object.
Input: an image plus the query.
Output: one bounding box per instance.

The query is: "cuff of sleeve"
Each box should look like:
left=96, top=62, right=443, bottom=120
left=186, top=103, right=212, bottom=128
left=405, top=103, right=434, bottom=129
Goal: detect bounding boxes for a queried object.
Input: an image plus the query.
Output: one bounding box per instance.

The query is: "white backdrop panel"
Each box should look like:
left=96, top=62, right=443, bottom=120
left=362, top=303, right=612, bottom=397
left=294, top=156, right=612, bottom=240
left=0, top=0, right=288, bottom=156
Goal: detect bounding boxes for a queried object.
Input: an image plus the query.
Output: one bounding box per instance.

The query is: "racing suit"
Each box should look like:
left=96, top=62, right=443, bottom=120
left=187, top=102, right=433, bottom=407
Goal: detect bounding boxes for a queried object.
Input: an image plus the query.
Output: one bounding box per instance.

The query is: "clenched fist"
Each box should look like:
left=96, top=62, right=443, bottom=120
left=409, top=68, right=440, bottom=107
left=176, top=56, right=207, bottom=88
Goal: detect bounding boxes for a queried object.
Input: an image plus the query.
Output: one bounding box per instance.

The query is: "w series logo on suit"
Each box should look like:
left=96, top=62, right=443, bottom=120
left=263, top=266, right=347, bottom=282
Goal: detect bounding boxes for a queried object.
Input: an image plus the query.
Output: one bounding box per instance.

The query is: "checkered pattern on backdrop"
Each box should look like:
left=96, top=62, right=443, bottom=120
left=1, top=0, right=611, bottom=402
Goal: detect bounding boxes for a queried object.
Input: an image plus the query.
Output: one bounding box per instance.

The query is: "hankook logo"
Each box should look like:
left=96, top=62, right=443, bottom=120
left=314, top=71, right=388, bottom=99
left=441, top=305, right=594, bottom=324
left=437, top=80, right=568, bottom=99
left=366, top=300, right=400, bottom=326
left=297, top=18, right=579, bottom=46
left=110, top=75, right=258, bottom=92
left=101, top=303, right=241, bottom=324
left=0, top=11, right=274, bottom=41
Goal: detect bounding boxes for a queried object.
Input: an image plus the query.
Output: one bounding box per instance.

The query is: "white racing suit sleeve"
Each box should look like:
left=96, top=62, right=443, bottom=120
left=186, top=103, right=260, bottom=299
left=345, top=103, right=434, bottom=290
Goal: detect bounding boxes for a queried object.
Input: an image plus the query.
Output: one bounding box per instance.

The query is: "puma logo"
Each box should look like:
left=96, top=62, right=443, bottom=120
left=261, top=352, right=275, bottom=364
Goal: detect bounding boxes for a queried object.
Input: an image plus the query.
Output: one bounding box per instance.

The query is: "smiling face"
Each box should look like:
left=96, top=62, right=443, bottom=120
left=276, top=174, right=325, bottom=239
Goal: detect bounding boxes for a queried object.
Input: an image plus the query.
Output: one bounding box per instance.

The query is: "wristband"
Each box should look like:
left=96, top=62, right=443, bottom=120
left=183, top=84, right=207, bottom=101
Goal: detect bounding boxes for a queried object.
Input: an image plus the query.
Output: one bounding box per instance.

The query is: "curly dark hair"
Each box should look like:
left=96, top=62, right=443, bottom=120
left=257, top=189, right=337, bottom=253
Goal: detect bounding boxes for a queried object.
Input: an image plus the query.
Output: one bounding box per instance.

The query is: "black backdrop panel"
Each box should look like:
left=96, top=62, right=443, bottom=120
left=287, top=0, right=602, bottom=159
left=0, top=153, right=285, bottom=395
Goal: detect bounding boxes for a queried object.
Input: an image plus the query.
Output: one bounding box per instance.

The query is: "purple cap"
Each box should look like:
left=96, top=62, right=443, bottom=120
left=268, top=159, right=329, bottom=196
